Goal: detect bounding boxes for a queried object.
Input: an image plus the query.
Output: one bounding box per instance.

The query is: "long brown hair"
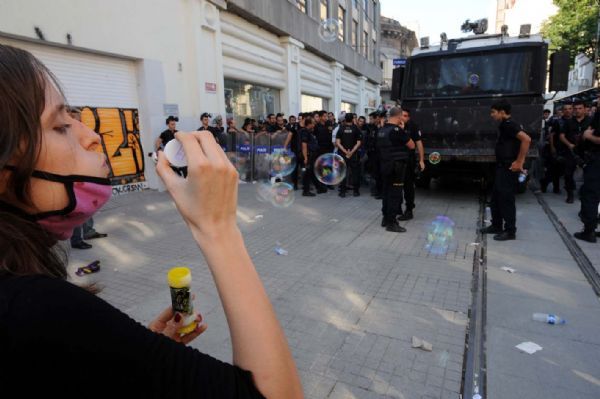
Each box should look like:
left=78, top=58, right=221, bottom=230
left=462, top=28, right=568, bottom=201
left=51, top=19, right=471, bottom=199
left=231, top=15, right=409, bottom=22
left=0, top=44, right=67, bottom=279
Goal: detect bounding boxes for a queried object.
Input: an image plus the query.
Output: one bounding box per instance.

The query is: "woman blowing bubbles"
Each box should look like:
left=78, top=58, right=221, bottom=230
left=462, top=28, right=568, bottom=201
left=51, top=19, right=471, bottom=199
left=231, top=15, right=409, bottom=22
left=0, top=45, right=302, bottom=398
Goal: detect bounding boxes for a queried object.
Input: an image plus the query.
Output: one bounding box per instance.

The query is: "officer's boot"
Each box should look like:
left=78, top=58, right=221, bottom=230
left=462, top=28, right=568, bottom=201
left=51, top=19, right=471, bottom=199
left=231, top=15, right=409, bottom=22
left=566, top=190, right=574, bottom=204
left=540, top=178, right=548, bottom=193
left=398, top=209, right=413, bottom=221
left=386, top=220, right=407, bottom=233
left=574, top=228, right=597, bottom=243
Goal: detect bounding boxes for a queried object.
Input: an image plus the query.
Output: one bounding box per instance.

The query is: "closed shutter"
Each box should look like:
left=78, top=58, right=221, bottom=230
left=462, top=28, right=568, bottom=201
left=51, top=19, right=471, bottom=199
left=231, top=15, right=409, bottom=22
left=0, top=37, right=139, bottom=108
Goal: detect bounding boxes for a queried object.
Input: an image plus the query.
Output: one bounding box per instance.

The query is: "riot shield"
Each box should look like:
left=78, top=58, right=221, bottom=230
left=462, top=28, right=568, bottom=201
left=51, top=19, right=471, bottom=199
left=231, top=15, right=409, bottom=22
left=253, top=131, right=271, bottom=182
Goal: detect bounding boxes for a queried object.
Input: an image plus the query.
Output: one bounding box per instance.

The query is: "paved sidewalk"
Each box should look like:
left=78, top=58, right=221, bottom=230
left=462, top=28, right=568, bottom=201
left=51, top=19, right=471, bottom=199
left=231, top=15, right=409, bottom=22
left=540, top=191, right=600, bottom=273
left=486, top=191, right=600, bottom=399
left=68, top=183, right=479, bottom=399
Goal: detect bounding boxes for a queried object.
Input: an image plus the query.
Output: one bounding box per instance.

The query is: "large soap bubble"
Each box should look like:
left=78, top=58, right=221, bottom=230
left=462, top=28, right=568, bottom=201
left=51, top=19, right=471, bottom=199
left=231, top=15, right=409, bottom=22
left=255, top=180, right=295, bottom=208
left=314, top=153, right=346, bottom=185
left=270, top=149, right=297, bottom=177
left=425, top=216, right=455, bottom=255
left=318, top=18, right=341, bottom=42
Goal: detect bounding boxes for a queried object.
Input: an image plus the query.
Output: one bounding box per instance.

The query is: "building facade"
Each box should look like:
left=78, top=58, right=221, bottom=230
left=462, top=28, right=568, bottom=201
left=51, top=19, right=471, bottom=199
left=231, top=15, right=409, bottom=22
left=494, top=0, right=557, bottom=36
left=379, top=16, right=417, bottom=102
left=0, top=0, right=382, bottom=191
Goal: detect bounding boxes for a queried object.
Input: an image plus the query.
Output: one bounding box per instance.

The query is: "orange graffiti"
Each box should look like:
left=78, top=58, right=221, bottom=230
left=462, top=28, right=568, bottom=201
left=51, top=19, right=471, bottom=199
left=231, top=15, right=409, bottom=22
left=80, top=107, right=145, bottom=185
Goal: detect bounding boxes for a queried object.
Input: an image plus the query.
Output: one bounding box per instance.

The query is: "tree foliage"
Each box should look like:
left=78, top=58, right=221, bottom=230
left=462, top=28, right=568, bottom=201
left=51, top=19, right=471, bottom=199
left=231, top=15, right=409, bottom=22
left=541, top=0, right=599, bottom=64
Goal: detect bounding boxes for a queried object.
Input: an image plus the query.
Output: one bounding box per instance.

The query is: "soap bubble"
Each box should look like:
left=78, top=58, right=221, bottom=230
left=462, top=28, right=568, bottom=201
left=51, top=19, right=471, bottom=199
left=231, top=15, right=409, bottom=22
left=255, top=180, right=295, bottom=208
left=318, top=18, right=341, bottom=42
left=428, top=151, right=441, bottom=165
left=270, top=182, right=295, bottom=208
left=227, top=152, right=250, bottom=180
left=314, top=153, right=346, bottom=185
left=425, top=216, right=455, bottom=255
left=270, top=149, right=297, bottom=177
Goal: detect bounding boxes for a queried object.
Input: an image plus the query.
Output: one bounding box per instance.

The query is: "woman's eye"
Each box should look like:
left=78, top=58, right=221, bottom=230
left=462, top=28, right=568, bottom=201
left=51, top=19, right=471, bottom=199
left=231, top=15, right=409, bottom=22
left=53, top=124, right=71, bottom=134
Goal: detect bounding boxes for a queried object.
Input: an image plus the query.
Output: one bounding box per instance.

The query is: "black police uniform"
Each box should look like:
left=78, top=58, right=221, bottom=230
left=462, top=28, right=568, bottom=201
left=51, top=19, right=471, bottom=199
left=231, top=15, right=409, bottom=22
left=559, top=116, right=592, bottom=202
left=540, top=116, right=562, bottom=193
left=366, top=120, right=382, bottom=197
left=159, top=129, right=176, bottom=148
left=576, top=111, right=600, bottom=239
left=315, top=122, right=334, bottom=189
left=377, top=123, right=411, bottom=231
left=300, top=127, right=322, bottom=195
left=159, top=128, right=187, bottom=178
left=286, top=122, right=301, bottom=189
left=490, top=118, right=523, bottom=235
left=336, top=123, right=363, bottom=196
left=403, top=120, right=423, bottom=214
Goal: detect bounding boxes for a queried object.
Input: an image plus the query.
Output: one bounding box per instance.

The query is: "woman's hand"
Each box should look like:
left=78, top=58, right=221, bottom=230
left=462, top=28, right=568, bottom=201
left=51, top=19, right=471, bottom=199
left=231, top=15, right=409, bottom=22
left=156, top=131, right=240, bottom=243
left=148, top=306, right=207, bottom=345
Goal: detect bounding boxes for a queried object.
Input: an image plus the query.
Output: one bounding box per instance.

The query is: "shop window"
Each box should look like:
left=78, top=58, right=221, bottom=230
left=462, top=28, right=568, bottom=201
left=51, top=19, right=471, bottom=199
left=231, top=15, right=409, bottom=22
left=224, top=79, right=280, bottom=129
left=341, top=102, right=356, bottom=113
left=302, top=94, right=329, bottom=112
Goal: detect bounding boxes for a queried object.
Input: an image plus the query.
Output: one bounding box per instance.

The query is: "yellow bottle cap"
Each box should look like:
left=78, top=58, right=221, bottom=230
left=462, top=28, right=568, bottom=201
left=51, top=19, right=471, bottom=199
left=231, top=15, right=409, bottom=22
left=178, top=320, right=198, bottom=335
left=167, top=267, right=192, bottom=288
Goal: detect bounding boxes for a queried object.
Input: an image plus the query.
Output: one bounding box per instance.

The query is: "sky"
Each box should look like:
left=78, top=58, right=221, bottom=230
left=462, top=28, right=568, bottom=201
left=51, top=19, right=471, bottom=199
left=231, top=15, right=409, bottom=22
left=379, top=0, right=497, bottom=43
left=379, top=0, right=558, bottom=43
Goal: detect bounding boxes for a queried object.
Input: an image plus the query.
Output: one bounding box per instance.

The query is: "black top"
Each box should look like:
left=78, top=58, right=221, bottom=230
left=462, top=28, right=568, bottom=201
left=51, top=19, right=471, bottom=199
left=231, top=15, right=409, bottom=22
left=315, top=123, right=334, bottom=152
left=286, top=123, right=301, bottom=153
left=560, top=116, right=592, bottom=149
left=159, top=129, right=178, bottom=148
left=335, top=124, right=362, bottom=151
left=405, top=121, right=422, bottom=156
left=377, top=123, right=411, bottom=162
left=583, top=111, right=600, bottom=153
left=495, top=118, right=523, bottom=162
left=0, top=275, right=265, bottom=399
left=266, top=123, right=278, bottom=133
left=405, top=121, right=422, bottom=143
left=300, top=128, right=319, bottom=153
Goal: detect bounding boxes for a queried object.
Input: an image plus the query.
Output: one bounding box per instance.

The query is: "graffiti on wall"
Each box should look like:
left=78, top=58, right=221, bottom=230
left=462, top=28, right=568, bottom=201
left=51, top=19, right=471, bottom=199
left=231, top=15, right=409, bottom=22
left=80, top=107, right=145, bottom=187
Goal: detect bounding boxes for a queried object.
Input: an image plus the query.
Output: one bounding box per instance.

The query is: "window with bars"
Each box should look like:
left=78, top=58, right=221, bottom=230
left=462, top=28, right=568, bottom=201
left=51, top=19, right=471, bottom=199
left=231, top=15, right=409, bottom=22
left=296, top=0, right=306, bottom=13
left=320, top=0, right=328, bottom=21
left=371, top=38, right=376, bottom=62
left=338, top=6, right=345, bottom=41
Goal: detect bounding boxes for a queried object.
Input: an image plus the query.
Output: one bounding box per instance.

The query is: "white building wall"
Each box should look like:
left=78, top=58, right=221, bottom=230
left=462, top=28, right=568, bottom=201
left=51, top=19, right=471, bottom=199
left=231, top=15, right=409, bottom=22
left=300, top=49, right=335, bottom=100
left=220, top=12, right=287, bottom=89
left=341, top=69, right=361, bottom=106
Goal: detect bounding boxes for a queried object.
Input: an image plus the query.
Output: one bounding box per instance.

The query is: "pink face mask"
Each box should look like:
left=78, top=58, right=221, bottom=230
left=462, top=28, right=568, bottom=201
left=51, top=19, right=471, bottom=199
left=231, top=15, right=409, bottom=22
left=2, top=168, right=112, bottom=240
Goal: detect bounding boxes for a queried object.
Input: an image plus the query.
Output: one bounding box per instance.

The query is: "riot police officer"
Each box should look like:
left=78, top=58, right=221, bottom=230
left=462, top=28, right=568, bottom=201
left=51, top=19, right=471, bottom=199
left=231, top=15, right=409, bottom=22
left=377, top=107, right=415, bottom=233
left=335, top=113, right=363, bottom=197
left=155, top=115, right=187, bottom=177
left=399, top=108, right=425, bottom=220
left=561, top=100, right=592, bottom=204
left=574, top=109, right=600, bottom=243
left=300, top=116, right=324, bottom=196
left=540, top=108, right=561, bottom=193
left=481, top=100, right=531, bottom=241
left=366, top=111, right=382, bottom=198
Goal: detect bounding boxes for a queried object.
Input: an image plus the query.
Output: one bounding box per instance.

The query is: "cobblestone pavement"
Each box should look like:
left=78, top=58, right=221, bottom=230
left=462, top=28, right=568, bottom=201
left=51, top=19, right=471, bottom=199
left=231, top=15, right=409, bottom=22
left=67, top=181, right=478, bottom=399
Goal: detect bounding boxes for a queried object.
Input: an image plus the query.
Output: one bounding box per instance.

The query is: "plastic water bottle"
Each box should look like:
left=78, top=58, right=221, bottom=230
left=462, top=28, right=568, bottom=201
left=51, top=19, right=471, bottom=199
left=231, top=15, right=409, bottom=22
left=518, top=170, right=528, bottom=183
left=532, top=313, right=566, bottom=325
left=274, top=246, right=288, bottom=256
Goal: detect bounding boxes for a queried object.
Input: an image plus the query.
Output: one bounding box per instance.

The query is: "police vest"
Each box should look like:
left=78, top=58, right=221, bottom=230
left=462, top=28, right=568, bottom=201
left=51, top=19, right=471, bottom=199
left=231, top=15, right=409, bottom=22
left=377, top=125, right=409, bottom=161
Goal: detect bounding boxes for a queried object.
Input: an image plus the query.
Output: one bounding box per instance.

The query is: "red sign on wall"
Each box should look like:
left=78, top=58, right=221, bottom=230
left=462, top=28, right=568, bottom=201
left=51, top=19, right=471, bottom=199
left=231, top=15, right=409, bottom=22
left=205, top=82, right=217, bottom=93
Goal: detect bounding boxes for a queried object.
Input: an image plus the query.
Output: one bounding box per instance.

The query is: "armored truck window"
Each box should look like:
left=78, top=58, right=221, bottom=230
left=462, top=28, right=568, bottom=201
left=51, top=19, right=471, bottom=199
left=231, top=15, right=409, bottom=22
left=407, top=50, right=535, bottom=98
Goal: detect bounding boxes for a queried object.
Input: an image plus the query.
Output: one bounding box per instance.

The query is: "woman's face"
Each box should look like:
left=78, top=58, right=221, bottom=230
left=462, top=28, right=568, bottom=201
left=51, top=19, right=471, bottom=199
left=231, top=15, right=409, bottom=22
left=5, top=84, right=109, bottom=214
